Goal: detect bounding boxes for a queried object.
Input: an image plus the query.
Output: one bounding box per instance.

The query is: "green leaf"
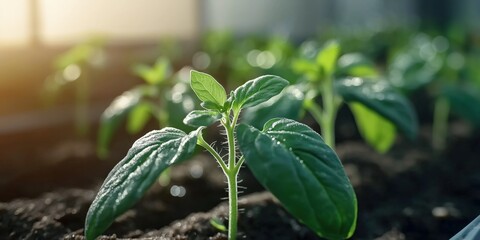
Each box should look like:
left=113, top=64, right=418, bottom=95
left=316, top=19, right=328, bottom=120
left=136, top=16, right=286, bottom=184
left=133, top=57, right=172, bottom=85
left=242, top=85, right=304, bottom=129
left=85, top=127, right=200, bottom=240
left=97, top=88, right=144, bottom=159
left=291, top=59, right=319, bottom=82
left=316, top=41, right=340, bottom=78
left=237, top=118, right=357, bottom=239
left=126, top=102, right=151, bottom=134
left=183, top=110, right=222, bottom=127
left=451, top=215, right=480, bottom=240
left=443, top=85, right=480, bottom=128
left=335, top=77, right=418, bottom=140
left=190, top=70, right=227, bottom=107
left=337, top=53, right=378, bottom=78
left=231, top=75, right=288, bottom=111
left=388, top=51, right=442, bottom=91
left=350, top=103, right=396, bottom=153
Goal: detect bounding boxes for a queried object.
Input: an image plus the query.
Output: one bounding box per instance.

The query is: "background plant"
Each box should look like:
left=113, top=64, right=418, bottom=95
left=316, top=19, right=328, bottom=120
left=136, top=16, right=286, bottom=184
left=85, top=70, right=357, bottom=240
left=43, top=37, right=106, bottom=136
left=387, top=32, right=480, bottom=151
left=97, top=57, right=198, bottom=158
left=245, top=40, right=418, bottom=153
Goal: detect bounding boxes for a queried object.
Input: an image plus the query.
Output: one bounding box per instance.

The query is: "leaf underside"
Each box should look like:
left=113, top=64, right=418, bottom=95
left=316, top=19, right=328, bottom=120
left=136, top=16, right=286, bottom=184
left=97, top=87, right=145, bottom=158
left=350, top=103, right=396, bottom=153
left=237, top=118, right=357, bottom=239
left=183, top=110, right=222, bottom=127
left=335, top=77, right=418, bottom=140
left=85, top=128, right=199, bottom=240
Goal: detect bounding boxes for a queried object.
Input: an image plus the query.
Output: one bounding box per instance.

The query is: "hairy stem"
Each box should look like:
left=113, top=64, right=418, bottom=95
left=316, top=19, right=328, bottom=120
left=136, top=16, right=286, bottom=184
left=223, top=110, right=240, bottom=240
left=197, top=133, right=228, bottom=174
left=432, top=97, right=450, bottom=152
left=199, top=109, right=243, bottom=240
left=226, top=170, right=238, bottom=240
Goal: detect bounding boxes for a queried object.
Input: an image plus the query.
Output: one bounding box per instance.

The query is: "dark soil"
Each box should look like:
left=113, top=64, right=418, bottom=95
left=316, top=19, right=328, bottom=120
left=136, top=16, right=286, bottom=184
left=1, top=122, right=479, bottom=239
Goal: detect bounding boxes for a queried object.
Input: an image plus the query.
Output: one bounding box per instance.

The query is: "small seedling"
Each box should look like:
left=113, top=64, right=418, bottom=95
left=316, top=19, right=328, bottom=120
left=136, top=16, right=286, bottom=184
left=245, top=40, right=418, bottom=153
left=43, top=37, right=106, bottom=135
left=97, top=58, right=197, bottom=158
left=85, top=70, right=357, bottom=240
left=388, top=33, right=480, bottom=151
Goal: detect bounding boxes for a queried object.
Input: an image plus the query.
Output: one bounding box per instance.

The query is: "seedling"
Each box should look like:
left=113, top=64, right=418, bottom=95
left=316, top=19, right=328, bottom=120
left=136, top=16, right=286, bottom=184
left=43, top=37, right=106, bottom=135
left=97, top=57, right=197, bottom=158
left=85, top=70, right=357, bottom=240
left=388, top=33, right=480, bottom=151
left=245, top=40, right=418, bottom=153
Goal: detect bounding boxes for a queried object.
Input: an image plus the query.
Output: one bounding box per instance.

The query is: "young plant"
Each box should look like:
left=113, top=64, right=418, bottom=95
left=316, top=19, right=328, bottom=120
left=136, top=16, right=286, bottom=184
left=43, top=37, right=106, bottom=135
left=97, top=58, right=197, bottom=158
left=245, top=40, right=418, bottom=153
left=388, top=33, right=480, bottom=151
left=85, top=70, right=357, bottom=240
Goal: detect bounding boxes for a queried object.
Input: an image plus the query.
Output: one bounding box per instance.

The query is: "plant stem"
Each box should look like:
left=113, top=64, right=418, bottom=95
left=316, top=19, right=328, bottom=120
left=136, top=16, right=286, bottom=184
left=200, top=110, right=242, bottom=240
left=75, top=65, right=90, bottom=136
left=320, top=78, right=338, bottom=148
left=305, top=79, right=338, bottom=149
left=223, top=110, right=240, bottom=240
left=197, top=133, right=228, bottom=174
left=226, top=171, right=238, bottom=240
left=432, top=97, right=450, bottom=152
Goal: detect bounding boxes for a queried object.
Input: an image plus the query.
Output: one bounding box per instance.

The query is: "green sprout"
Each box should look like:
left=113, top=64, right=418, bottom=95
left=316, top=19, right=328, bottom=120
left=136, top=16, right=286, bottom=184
left=245, top=40, right=418, bottom=153
left=85, top=70, right=357, bottom=240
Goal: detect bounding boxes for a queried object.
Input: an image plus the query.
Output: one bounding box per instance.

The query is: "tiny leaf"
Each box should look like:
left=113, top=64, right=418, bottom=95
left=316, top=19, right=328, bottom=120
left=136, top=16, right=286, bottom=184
left=231, top=75, right=288, bottom=111
left=237, top=118, right=357, bottom=239
left=133, top=58, right=172, bottom=85
left=85, top=127, right=200, bottom=240
left=183, top=110, right=222, bottom=127
left=350, top=103, right=396, bottom=153
left=316, top=41, right=340, bottom=78
left=190, top=70, right=227, bottom=107
left=335, top=77, right=418, bottom=140
left=337, top=53, right=378, bottom=78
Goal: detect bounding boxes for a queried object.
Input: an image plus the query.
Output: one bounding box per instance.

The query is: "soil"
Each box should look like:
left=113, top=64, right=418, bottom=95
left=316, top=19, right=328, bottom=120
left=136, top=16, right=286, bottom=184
left=1, top=121, right=479, bottom=239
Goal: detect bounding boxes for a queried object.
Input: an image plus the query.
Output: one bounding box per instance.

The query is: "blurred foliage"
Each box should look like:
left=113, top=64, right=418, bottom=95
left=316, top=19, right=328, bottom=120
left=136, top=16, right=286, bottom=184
left=97, top=25, right=480, bottom=155
left=43, top=37, right=107, bottom=136
left=97, top=58, right=198, bottom=158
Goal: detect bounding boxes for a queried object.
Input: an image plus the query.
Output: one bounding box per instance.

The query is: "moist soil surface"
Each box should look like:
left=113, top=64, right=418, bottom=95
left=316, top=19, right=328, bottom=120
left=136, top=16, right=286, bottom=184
left=1, top=123, right=479, bottom=240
